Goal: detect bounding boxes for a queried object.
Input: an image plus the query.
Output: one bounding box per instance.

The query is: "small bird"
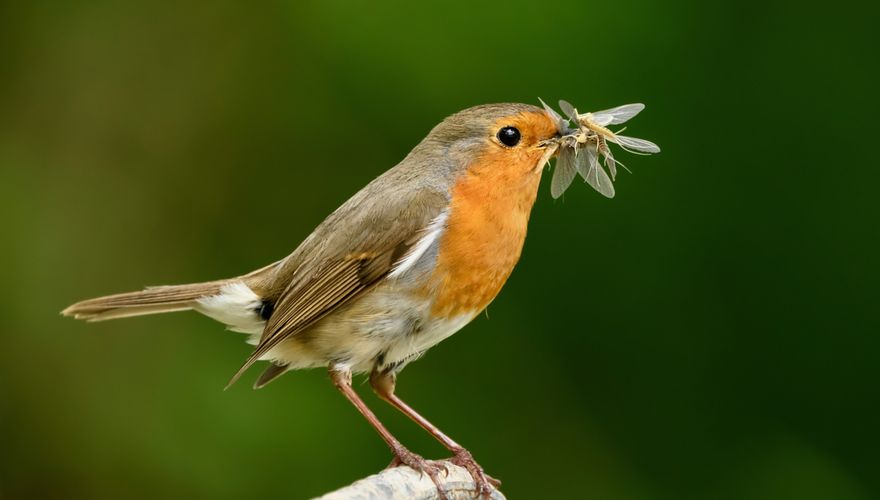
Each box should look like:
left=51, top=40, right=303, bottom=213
left=63, top=101, right=655, bottom=498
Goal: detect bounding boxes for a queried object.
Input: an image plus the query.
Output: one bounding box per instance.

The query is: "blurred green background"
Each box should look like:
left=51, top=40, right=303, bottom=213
left=1, top=1, right=877, bottom=499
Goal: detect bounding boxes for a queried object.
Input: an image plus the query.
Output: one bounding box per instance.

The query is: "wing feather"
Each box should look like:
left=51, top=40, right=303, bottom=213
left=225, top=183, right=447, bottom=387
left=227, top=253, right=394, bottom=387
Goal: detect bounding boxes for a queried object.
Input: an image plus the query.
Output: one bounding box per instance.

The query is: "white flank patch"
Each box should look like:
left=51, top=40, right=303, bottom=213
left=384, top=312, right=476, bottom=369
left=388, top=210, right=448, bottom=279
left=195, top=281, right=265, bottom=334
left=419, top=313, right=474, bottom=349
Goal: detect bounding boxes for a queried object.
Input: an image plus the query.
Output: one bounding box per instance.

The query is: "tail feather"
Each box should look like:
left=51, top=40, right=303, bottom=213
left=62, top=281, right=228, bottom=322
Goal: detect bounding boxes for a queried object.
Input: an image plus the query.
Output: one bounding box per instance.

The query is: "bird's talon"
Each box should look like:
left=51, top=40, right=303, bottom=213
left=388, top=447, right=449, bottom=500
left=450, top=448, right=501, bottom=497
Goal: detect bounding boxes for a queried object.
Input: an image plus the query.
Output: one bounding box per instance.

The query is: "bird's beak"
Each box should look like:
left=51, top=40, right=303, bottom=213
left=533, top=139, right=560, bottom=173
left=537, top=137, right=559, bottom=149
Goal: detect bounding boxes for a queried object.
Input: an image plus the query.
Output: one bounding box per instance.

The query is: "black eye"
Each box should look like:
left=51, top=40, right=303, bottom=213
left=497, top=126, right=521, bottom=147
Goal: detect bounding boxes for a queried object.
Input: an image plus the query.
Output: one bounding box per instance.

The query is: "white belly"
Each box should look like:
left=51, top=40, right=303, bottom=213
left=265, top=283, right=477, bottom=374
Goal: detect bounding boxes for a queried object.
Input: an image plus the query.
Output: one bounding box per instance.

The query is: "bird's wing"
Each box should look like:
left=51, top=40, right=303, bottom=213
left=227, top=184, right=448, bottom=387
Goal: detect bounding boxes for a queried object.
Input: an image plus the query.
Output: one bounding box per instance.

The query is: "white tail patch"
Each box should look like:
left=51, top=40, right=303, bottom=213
left=195, top=282, right=265, bottom=334
left=389, top=210, right=448, bottom=279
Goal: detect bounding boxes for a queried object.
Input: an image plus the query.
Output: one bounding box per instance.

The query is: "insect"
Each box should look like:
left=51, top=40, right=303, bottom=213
left=542, top=99, right=660, bottom=199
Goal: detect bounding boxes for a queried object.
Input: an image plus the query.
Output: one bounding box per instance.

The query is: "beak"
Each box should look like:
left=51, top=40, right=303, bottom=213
left=533, top=139, right=560, bottom=173
left=538, top=137, right=560, bottom=149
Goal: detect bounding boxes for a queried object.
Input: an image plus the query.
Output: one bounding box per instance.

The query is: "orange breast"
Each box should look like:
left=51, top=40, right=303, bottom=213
left=427, top=150, right=544, bottom=318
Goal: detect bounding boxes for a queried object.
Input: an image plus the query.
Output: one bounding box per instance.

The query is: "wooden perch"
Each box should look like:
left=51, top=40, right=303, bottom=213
left=316, top=461, right=506, bottom=500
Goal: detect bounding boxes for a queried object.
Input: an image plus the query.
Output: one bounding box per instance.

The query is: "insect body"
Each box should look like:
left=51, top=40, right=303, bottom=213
left=544, top=99, right=660, bottom=199
left=580, top=114, right=617, bottom=141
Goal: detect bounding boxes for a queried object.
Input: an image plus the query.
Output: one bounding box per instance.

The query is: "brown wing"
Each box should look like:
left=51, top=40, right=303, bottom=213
left=225, top=244, right=410, bottom=387
left=221, top=158, right=452, bottom=388
left=253, top=362, right=288, bottom=389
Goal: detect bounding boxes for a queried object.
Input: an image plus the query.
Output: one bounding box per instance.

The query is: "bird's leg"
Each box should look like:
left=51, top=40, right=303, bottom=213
left=328, top=368, right=449, bottom=499
left=370, top=370, right=501, bottom=497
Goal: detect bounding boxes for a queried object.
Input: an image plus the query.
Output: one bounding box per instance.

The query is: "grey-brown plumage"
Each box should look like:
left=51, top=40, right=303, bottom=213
left=62, top=101, right=585, bottom=497
left=63, top=103, right=543, bottom=385
left=63, top=280, right=232, bottom=321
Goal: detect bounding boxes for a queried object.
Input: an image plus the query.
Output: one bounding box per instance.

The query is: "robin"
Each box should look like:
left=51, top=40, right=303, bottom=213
left=63, top=101, right=653, bottom=498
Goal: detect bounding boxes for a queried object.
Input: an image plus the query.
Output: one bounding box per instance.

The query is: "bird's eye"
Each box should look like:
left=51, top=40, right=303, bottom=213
left=497, top=126, right=521, bottom=147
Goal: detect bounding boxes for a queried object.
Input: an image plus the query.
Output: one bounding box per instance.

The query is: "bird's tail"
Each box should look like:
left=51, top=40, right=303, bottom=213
left=62, top=280, right=230, bottom=322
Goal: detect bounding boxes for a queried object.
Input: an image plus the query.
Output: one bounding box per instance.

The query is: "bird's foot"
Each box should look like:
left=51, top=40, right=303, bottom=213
left=449, top=447, right=500, bottom=498
left=386, top=445, right=450, bottom=499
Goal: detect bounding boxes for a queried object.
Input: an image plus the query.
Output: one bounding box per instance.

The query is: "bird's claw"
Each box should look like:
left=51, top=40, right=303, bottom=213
left=450, top=448, right=501, bottom=498
left=387, top=446, right=450, bottom=500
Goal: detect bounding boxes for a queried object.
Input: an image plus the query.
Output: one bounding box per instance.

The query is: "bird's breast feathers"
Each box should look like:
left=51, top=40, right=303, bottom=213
left=418, top=157, right=542, bottom=319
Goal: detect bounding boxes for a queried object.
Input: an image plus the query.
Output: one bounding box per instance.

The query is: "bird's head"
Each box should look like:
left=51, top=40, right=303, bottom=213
left=410, top=103, right=563, bottom=191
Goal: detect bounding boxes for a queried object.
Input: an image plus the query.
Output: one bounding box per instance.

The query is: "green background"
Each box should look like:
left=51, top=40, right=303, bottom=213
left=1, top=1, right=877, bottom=499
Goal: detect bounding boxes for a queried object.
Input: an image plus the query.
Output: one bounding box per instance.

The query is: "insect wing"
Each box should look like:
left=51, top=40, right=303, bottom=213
left=558, top=100, right=580, bottom=123
left=603, top=148, right=617, bottom=180
left=575, top=146, right=594, bottom=179
left=614, top=135, right=661, bottom=153
left=538, top=97, right=568, bottom=130
left=551, top=146, right=578, bottom=199
left=584, top=148, right=615, bottom=198
left=588, top=162, right=615, bottom=198
left=590, top=103, right=645, bottom=126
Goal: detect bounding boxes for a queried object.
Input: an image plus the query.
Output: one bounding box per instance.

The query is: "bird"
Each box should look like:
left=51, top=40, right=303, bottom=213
left=62, top=102, right=577, bottom=498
